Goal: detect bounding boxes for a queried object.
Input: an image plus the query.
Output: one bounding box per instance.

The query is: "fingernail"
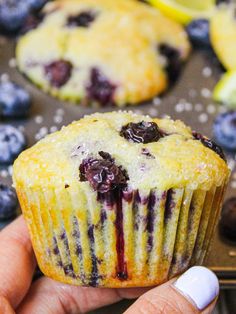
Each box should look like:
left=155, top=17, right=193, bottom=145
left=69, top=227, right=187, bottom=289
left=174, top=266, right=219, bottom=310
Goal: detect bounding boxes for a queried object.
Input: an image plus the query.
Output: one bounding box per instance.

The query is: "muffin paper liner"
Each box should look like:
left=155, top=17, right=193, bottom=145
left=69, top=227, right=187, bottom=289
left=17, top=181, right=227, bottom=287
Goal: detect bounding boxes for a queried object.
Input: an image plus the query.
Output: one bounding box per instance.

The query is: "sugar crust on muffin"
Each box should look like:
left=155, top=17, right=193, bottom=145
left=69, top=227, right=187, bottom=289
left=14, top=111, right=228, bottom=192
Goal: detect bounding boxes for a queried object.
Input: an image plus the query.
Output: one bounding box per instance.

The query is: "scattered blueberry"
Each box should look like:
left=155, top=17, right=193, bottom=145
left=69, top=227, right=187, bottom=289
left=158, top=44, right=182, bottom=82
left=86, top=68, right=116, bottom=106
left=186, top=19, right=211, bottom=48
left=0, top=0, right=31, bottom=32
left=192, top=131, right=226, bottom=161
left=79, top=153, right=128, bottom=193
left=0, top=82, right=31, bottom=119
left=120, top=121, right=165, bottom=144
left=213, top=111, right=236, bottom=151
left=0, top=125, right=26, bottom=165
left=219, top=197, right=236, bottom=241
left=27, top=0, right=48, bottom=11
left=45, top=60, right=72, bottom=88
left=67, top=11, right=96, bottom=28
left=0, top=184, right=18, bottom=220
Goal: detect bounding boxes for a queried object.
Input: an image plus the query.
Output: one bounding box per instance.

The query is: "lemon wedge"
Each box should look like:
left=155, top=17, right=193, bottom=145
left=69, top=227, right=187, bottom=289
left=210, top=5, right=236, bottom=70
left=147, top=0, right=216, bottom=24
left=213, top=71, right=236, bottom=108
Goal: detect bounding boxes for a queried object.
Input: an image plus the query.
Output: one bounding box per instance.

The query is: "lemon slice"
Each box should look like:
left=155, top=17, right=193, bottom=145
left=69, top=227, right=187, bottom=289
left=210, top=5, right=236, bottom=70
left=213, top=71, right=236, bottom=108
left=147, top=0, right=216, bottom=24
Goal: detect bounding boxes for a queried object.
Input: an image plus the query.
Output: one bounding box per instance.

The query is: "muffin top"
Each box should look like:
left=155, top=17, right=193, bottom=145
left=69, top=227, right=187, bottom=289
left=16, top=0, right=190, bottom=106
left=13, top=111, right=229, bottom=192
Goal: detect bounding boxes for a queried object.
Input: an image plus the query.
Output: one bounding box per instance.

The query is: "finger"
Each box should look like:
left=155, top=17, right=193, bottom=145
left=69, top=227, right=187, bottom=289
left=18, top=277, right=149, bottom=314
left=0, top=216, right=36, bottom=309
left=0, top=296, right=15, bottom=314
left=125, top=266, right=219, bottom=314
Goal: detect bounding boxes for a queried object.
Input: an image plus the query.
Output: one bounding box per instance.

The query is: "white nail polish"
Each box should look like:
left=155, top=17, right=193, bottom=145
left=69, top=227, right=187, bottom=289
left=174, top=266, right=219, bottom=310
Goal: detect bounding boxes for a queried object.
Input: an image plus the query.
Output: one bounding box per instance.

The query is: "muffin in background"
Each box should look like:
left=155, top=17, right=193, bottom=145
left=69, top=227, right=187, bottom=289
left=16, top=0, right=190, bottom=107
left=13, top=111, right=229, bottom=287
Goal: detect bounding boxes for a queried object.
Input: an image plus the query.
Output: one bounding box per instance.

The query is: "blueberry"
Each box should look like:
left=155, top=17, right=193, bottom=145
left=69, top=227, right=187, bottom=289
left=79, top=153, right=128, bottom=193
left=120, top=121, right=165, bottom=144
left=213, top=111, right=236, bottom=151
left=0, top=125, right=26, bottom=165
left=219, top=197, right=236, bottom=241
left=45, top=60, right=72, bottom=88
left=86, top=68, right=116, bottom=106
left=67, top=11, right=96, bottom=28
left=0, top=0, right=31, bottom=32
left=98, top=151, right=114, bottom=162
left=192, top=131, right=226, bottom=161
left=186, top=19, right=211, bottom=48
left=0, top=184, right=18, bottom=220
left=158, top=44, right=182, bottom=82
left=0, top=82, right=31, bottom=119
left=27, top=0, right=48, bottom=11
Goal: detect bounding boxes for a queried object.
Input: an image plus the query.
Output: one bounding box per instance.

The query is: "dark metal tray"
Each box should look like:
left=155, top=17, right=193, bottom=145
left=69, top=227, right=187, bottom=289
left=1, top=36, right=236, bottom=295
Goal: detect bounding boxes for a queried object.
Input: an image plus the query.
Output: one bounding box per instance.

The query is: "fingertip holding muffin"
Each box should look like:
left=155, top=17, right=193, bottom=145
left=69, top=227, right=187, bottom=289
left=16, top=0, right=190, bottom=107
left=13, top=111, right=229, bottom=287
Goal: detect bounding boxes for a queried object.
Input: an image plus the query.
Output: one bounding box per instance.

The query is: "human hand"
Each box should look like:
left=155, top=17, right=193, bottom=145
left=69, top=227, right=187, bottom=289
left=0, top=216, right=219, bottom=314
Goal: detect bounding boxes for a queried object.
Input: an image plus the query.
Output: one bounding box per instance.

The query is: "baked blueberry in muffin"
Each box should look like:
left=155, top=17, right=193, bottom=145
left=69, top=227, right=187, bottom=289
left=13, top=111, right=229, bottom=287
left=16, top=0, right=190, bottom=107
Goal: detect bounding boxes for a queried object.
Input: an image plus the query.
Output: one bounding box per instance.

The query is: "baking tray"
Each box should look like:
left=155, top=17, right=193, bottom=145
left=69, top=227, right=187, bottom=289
left=0, top=35, right=236, bottom=295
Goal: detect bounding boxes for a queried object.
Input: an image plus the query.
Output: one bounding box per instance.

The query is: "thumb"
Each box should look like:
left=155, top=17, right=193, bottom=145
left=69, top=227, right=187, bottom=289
left=125, top=266, right=219, bottom=314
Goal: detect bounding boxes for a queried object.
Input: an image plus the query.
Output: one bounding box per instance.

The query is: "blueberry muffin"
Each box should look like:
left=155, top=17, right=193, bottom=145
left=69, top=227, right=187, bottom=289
left=16, top=0, right=190, bottom=107
left=13, top=111, right=229, bottom=287
left=210, top=4, right=236, bottom=70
